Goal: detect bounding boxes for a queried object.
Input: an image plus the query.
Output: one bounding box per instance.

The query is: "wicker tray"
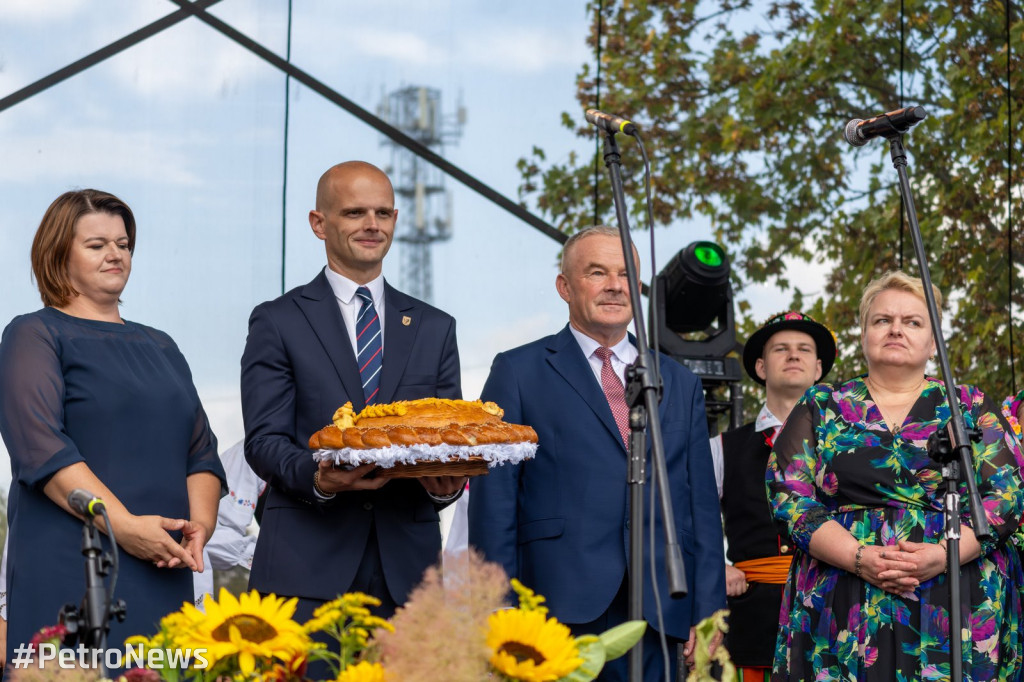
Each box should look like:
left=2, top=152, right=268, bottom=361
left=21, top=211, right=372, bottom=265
left=372, top=456, right=490, bottom=479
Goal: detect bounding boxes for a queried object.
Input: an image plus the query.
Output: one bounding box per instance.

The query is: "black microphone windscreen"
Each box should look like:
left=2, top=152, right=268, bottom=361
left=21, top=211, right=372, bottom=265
left=67, top=488, right=103, bottom=517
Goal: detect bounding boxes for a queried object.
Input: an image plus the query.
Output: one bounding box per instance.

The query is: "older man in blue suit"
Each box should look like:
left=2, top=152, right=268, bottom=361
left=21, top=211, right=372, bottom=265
left=468, top=225, right=725, bottom=681
left=241, top=161, right=465, bottom=630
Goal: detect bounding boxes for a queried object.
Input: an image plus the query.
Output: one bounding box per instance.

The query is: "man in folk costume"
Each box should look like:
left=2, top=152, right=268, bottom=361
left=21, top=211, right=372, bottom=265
left=708, top=311, right=837, bottom=680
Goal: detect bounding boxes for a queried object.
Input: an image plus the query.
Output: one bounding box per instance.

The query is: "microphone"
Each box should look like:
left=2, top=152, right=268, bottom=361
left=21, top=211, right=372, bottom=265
left=585, top=109, right=637, bottom=136
left=68, top=489, right=106, bottom=518
left=844, top=106, right=927, bottom=146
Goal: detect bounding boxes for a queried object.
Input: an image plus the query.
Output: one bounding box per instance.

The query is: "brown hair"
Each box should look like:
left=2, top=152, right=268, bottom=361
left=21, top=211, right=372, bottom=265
left=31, top=189, right=136, bottom=308
left=858, top=270, right=942, bottom=334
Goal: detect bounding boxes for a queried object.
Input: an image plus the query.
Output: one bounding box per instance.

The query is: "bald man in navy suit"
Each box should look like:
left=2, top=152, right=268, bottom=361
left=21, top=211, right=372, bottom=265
left=241, top=162, right=465, bottom=629
left=469, top=226, right=725, bottom=681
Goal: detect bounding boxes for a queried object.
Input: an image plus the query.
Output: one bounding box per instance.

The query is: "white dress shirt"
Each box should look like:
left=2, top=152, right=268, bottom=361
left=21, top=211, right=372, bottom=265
left=323, top=267, right=386, bottom=351
left=568, top=325, right=638, bottom=387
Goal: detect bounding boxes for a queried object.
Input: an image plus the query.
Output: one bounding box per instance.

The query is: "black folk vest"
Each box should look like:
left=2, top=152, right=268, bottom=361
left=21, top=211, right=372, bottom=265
left=720, top=420, right=793, bottom=668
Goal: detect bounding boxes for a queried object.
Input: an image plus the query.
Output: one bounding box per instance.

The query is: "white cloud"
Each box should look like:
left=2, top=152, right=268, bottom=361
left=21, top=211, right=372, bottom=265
left=349, top=30, right=449, bottom=67
left=460, top=28, right=588, bottom=73
left=0, top=126, right=202, bottom=185
left=0, top=0, right=87, bottom=22
left=345, top=25, right=587, bottom=75
left=104, top=29, right=278, bottom=100
left=0, top=61, right=33, bottom=95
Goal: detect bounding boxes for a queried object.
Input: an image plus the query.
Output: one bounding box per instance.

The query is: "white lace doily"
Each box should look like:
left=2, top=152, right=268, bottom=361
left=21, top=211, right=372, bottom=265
left=312, top=441, right=537, bottom=470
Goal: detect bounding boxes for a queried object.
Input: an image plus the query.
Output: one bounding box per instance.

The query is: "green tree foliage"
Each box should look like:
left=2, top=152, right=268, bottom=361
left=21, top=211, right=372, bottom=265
left=518, top=0, right=1022, bottom=400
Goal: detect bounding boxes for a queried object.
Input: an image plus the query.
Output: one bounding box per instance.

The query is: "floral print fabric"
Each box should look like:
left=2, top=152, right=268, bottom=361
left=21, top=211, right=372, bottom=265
left=1002, top=390, right=1023, bottom=440
left=767, top=376, right=1024, bottom=681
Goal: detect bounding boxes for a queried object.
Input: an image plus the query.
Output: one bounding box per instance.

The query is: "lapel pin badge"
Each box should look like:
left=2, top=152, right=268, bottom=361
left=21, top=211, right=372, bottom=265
left=402, top=315, right=412, bottom=326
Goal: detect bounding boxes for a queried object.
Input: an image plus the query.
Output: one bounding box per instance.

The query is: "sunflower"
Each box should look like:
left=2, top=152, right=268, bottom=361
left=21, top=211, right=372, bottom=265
left=169, top=588, right=310, bottom=675
left=336, top=661, right=387, bottom=682
left=486, top=608, right=583, bottom=682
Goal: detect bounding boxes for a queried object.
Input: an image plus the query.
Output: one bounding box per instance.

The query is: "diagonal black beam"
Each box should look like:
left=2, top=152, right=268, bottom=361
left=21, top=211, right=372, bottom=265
left=0, top=0, right=224, bottom=114
left=166, top=0, right=567, bottom=245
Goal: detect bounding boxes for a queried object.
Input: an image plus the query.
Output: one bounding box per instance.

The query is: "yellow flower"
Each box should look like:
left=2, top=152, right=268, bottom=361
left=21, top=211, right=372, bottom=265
left=303, top=593, right=395, bottom=640
left=336, top=661, right=387, bottom=682
left=487, top=608, right=583, bottom=682
left=303, top=601, right=344, bottom=634
left=510, top=578, right=548, bottom=614
left=168, top=588, right=310, bottom=675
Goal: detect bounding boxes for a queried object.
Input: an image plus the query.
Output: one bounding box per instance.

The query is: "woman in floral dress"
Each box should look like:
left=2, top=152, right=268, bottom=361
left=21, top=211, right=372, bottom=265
left=767, top=271, right=1024, bottom=681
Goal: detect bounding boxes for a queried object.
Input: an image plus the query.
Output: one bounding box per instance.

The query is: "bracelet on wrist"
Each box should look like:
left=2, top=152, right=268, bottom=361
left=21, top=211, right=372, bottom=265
left=939, top=540, right=948, bottom=574
left=854, top=544, right=866, bottom=578
left=313, top=469, right=336, bottom=499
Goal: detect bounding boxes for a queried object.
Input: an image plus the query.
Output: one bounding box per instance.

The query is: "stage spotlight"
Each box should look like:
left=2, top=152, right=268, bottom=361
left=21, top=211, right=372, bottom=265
left=660, top=242, right=732, bottom=335
left=651, top=241, right=743, bottom=428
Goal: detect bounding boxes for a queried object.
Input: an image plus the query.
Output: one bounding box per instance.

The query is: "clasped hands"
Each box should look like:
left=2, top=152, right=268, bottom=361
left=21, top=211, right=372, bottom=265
left=857, top=540, right=947, bottom=596
left=116, top=514, right=209, bottom=572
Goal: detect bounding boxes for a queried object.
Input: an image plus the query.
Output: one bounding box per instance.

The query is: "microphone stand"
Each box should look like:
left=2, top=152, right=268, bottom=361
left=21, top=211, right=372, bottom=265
left=600, top=130, right=688, bottom=682
left=886, top=132, right=991, bottom=681
left=81, top=517, right=111, bottom=653
left=60, top=510, right=125, bottom=679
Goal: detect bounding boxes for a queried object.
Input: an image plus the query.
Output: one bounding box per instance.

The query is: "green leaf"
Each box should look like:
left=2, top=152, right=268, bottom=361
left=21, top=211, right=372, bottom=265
left=598, top=620, right=647, bottom=661
left=559, top=635, right=606, bottom=682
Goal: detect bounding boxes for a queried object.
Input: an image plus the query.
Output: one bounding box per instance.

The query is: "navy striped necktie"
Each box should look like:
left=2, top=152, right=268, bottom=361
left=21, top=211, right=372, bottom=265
left=355, top=286, right=382, bottom=404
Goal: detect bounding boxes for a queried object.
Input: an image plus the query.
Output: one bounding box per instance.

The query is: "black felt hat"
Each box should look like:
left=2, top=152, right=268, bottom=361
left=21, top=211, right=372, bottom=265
left=742, top=310, right=838, bottom=385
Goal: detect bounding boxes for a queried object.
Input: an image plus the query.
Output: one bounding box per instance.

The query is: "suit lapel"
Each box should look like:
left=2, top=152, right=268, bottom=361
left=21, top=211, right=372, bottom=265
left=378, top=282, right=416, bottom=404
left=295, top=270, right=366, bottom=409
left=547, top=325, right=627, bottom=451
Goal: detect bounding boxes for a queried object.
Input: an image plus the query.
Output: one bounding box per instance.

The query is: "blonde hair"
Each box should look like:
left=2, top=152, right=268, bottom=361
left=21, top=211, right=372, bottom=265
left=858, top=270, right=942, bottom=333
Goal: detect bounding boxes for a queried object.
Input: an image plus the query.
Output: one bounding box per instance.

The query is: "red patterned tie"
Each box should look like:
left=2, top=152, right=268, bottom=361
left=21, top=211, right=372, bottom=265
left=595, top=347, right=629, bottom=447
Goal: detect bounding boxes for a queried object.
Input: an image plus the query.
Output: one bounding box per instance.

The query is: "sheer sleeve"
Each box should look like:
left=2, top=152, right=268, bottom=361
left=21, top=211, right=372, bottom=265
left=0, top=313, right=86, bottom=488
left=186, top=400, right=227, bottom=492
left=961, top=385, right=1024, bottom=555
left=766, top=387, right=833, bottom=552
left=151, top=329, right=226, bottom=493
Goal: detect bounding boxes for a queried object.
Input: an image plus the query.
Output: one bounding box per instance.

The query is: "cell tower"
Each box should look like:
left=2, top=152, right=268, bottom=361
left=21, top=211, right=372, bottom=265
left=377, top=86, right=465, bottom=303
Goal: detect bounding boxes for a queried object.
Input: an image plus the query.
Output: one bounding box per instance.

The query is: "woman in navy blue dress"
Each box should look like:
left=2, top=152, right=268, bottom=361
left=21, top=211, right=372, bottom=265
left=0, top=189, right=225, bottom=660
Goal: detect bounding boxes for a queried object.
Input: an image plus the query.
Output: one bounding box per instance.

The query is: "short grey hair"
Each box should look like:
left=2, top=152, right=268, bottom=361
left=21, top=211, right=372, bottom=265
left=560, top=225, right=632, bottom=274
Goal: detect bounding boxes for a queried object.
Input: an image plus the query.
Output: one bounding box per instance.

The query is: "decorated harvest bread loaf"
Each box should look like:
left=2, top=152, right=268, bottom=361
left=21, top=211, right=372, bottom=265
left=309, top=398, right=538, bottom=450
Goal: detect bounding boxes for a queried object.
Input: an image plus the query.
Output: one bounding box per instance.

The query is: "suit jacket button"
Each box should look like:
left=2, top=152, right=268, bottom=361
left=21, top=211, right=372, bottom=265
left=363, top=502, right=373, bottom=510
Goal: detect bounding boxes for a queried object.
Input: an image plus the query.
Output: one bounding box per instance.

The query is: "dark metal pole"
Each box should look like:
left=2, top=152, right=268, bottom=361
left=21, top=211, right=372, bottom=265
left=887, top=132, right=991, bottom=681
left=80, top=519, right=110, bottom=679
left=600, top=131, right=687, bottom=682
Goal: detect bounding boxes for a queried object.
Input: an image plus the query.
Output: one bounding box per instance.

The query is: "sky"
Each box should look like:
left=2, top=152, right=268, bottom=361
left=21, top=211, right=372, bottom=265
left=0, top=0, right=804, bottom=491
